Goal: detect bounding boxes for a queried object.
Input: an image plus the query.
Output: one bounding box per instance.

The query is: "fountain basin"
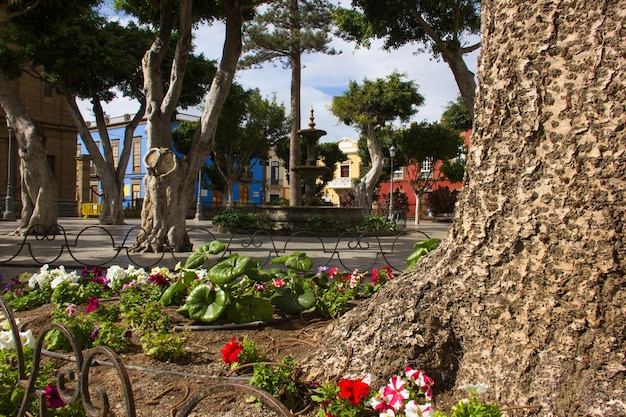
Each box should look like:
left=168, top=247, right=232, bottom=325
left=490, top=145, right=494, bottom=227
left=256, top=206, right=371, bottom=231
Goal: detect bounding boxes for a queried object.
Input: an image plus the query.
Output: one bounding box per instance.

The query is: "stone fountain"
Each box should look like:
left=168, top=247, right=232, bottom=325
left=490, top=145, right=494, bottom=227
left=257, top=108, right=369, bottom=232
left=293, top=108, right=330, bottom=205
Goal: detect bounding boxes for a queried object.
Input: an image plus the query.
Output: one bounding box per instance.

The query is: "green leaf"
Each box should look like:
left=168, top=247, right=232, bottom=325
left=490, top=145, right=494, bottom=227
left=206, top=240, right=227, bottom=254
left=208, top=255, right=251, bottom=285
left=185, top=284, right=228, bottom=322
left=176, top=304, right=190, bottom=318
left=271, top=283, right=316, bottom=314
left=271, top=252, right=312, bottom=272
left=185, top=250, right=206, bottom=270
left=227, top=296, right=274, bottom=323
left=245, top=264, right=274, bottom=283
left=406, top=238, right=442, bottom=267
left=414, top=238, right=441, bottom=251
left=160, top=279, right=187, bottom=306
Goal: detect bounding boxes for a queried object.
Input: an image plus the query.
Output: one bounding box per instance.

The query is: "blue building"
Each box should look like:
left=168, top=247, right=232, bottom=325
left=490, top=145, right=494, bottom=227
left=77, top=114, right=266, bottom=213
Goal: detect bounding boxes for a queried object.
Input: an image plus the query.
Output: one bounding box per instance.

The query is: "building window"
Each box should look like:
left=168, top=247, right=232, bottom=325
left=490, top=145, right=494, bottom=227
left=132, top=138, right=141, bottom=173
left=420, top=157, right=433, bottom=176
left=392, top=168, right=403, bottom=180
left=270, top=161, right=280, bottom=185
left=43, top=84, right=53, bottom=98
left=111, top=139, right=119, bottom=169
left=340, top=164, right=350, bottom=178
left=132, top=183, right=141, bottom=209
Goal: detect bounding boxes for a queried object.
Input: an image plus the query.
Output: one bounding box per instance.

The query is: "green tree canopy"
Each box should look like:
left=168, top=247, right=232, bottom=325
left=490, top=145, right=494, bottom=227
left=441, top=94, right=472, bottom=131
left=334, top=0, right=480, bottom=116
left=331, top=71, right=424, bottom=208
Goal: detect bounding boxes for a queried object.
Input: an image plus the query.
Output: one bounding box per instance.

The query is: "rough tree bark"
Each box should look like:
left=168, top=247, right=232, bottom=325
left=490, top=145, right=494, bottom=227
left=305, top=1, right=625, bottom=416
left=353, top=123, right=383, bottom=208
left=0, top=70, right=58, bottom=234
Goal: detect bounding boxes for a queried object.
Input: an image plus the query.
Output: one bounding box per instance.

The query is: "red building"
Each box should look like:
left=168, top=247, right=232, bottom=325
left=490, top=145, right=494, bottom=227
left=377, top=130, right=471, bottom=220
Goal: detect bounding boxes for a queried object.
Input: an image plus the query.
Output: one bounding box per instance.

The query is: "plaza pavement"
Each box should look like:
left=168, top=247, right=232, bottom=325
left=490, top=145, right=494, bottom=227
left=0, top=217, right=452, bottom=279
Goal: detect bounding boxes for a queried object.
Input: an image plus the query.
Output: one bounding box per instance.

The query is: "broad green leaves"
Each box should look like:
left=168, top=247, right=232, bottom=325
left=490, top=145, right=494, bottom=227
left=184, top=284, right=228, bottom=322
left=406, top=238, right=441, bottom=270
left=271, top=284, right=316, bottom=315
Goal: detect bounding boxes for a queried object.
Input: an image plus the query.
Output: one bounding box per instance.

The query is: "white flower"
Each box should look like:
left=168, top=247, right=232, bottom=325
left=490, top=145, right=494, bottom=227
left=405, top=400, right=434, bottom=417
left=0, top=329, right=36, bottom=351
left=0, top=319, right=11, bottom=331
left=457, top=382, right=489, bottom=396
left=28, top=264, right=51, bottom=289
left=195, top=268, right=208, bottom=281
left=19, top=329, right=36, bottom=350
left=0, top=331, right=15, bottom=350
left=50, top=273, right=79, bottom=289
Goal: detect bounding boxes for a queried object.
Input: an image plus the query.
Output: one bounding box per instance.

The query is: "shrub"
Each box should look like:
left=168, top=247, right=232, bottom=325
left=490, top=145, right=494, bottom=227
left=428, top=186, right=458, bottom=215
left=212, top=209, right=258, bottom=230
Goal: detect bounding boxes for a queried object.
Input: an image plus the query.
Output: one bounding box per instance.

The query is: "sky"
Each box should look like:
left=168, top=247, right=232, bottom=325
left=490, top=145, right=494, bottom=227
left=78, top=2, right=479, bottom=143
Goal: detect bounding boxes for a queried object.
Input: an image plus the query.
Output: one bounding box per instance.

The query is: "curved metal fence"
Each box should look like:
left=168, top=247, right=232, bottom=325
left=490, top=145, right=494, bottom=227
left=0, top=224, right=430, bottom=273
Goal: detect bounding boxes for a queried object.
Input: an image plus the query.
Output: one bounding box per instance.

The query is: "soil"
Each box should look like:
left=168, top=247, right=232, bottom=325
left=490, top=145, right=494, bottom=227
left=11, top=300, right=465, bottom=417
left=11, top=302, right=339, bottom=417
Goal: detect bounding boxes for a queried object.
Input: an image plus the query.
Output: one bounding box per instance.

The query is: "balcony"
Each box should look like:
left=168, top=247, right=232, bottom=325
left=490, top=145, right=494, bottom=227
left=327, top=177, right=352, bottom=189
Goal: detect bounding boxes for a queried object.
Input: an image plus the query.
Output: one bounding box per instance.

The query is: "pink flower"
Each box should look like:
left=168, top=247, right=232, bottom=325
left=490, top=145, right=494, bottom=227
left=85, top=297, right=99, bottom=313
left=371, top=268, right=380, bottom=285
left=43, top=384, right=66, bottom=409
left=328, top=267, right=338, bottom=278
left=405, top=367, right=434, bottom=390
left=381, top=265, right=393, bottom=277
left=272, top=278, right=285, bottom=288
left=368, top=389, right=395, bottom=414
left=383, top=376, right=410, bottom=410
left=65, top=303, right=77, bottom=316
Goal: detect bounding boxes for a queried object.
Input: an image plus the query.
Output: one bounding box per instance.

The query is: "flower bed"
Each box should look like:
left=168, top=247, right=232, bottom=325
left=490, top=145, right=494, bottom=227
left=0, top=237, right=503, bottom=417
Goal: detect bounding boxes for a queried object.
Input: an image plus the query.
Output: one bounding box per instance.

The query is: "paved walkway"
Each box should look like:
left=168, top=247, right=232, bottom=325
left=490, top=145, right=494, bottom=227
left=0, top=217, right=452, bottom=279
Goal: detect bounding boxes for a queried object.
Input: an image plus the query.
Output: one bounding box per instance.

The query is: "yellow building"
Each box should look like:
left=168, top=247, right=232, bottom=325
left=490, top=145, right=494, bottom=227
left=322, top=137, right=360, bottom=206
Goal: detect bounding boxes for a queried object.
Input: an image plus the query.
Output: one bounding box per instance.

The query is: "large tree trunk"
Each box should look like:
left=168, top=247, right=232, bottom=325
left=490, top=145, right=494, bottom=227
left=288, top=28, right=302, bottom=206
left=440, top=44, right=477, bottom=118
left=0, top=70, right=58, bottom=234
left=65, top=90, right=145, bottom=225
left=354, top=123, right=383, bottom=208
left=409, top=5, right=479, bottom=118
left=134, top=0, right=245, bottom=252
left=305, top=1, right=625, bottom=416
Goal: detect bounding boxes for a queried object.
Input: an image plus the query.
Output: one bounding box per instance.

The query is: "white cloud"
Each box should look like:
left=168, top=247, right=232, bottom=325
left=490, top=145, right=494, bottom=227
left=79, top=5, right=479, bottom=144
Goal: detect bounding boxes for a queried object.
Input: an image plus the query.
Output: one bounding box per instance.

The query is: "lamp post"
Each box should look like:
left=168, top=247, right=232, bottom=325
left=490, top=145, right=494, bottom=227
left=3, top=117, right=15, bottom=220
left=194, top=169, right=204, bottom=220
left=388, top=145, right=396, bottom=220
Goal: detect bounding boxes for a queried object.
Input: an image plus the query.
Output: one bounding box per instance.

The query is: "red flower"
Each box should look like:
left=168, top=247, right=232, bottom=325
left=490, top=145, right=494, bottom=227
left=85, top=297, right=99, bottom=313
left=221, top=337, right=243, bottom=364
left=338, top=377, right=370, bottom=405
left=44, top=384, right=66, bottom=409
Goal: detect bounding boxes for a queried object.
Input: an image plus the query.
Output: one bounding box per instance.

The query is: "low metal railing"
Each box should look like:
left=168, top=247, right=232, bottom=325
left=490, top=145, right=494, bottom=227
left=0, top=224, right=429, bottom=273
